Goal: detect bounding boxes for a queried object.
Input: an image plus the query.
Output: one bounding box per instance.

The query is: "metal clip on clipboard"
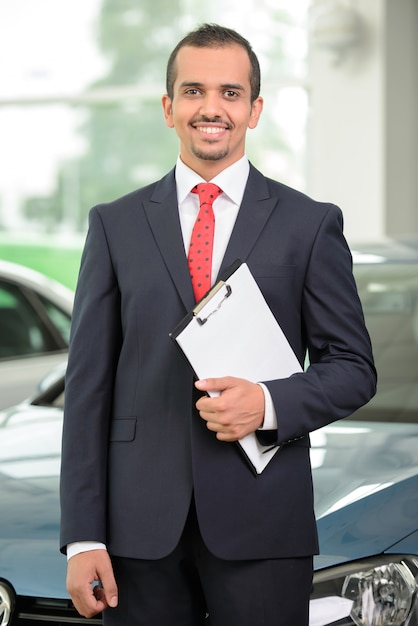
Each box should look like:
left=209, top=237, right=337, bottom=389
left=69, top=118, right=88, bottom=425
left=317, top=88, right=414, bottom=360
left=193, top=282, right=232, bottom=326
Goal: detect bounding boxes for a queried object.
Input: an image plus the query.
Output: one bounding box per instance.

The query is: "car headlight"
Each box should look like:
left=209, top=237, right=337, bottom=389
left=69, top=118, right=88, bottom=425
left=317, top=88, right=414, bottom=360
left=310, top=555, right=418, bottom=626
left=0, top=580, right=15, bottom=626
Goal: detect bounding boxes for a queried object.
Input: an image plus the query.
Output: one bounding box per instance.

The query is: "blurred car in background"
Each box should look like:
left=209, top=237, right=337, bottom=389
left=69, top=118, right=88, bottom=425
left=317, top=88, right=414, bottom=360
left=0, top=239, right=417, bottom=626
left=0, top=260, right=74, bottom=409
left=310, top=237, right=418, bottom=626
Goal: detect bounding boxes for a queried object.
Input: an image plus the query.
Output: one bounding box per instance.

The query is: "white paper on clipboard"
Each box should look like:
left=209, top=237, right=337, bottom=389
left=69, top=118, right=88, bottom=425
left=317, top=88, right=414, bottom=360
left=170, top=260, right=302, bottom=474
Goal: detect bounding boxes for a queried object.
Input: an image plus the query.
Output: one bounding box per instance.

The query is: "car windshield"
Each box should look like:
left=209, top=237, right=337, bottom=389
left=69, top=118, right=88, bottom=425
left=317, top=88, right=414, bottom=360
left=351, top=261, right=418, bottom=424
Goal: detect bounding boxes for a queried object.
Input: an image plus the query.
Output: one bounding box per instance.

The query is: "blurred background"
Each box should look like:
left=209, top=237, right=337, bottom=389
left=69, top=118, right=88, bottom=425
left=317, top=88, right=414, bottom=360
left=0, top=0, right=417, bottom=290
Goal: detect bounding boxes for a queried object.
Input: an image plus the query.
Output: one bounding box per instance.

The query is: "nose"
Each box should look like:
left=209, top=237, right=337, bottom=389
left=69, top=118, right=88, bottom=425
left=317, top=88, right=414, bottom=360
left=199, top=91, right=223, bottom=118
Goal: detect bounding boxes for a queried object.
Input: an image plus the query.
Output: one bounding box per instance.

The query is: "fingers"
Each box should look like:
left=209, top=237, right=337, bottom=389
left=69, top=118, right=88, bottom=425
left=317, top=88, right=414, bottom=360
left=66, top=550, right=118, bottom=618
left=195, top=377, right=265, bottom=441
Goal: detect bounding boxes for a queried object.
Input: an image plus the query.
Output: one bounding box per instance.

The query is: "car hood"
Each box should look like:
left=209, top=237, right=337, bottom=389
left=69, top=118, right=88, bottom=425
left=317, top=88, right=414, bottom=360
left=311, top=420, right=418, bottom=569
left=0, top=403, right=68, bottom=598
left=1, top=407, right=418, bottom=596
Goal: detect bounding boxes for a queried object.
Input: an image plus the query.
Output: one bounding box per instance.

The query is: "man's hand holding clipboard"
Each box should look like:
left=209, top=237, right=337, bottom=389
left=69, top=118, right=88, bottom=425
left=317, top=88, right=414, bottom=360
left=194, top=374, right=266, bottom=443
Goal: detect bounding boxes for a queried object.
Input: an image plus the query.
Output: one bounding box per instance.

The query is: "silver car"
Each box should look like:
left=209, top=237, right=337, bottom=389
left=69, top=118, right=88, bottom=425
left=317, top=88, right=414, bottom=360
left=0, top=260, right=74, bottom=409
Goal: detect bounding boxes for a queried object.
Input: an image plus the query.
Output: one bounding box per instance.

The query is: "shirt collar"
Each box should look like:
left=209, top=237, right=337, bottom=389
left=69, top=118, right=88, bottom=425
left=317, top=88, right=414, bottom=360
left=175, top=156, right=250, bottom=206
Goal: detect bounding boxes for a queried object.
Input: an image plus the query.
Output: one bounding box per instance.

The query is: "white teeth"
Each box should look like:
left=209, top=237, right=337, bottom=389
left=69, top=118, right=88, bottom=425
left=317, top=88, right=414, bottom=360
left=196, top=126, right=225, bottom=134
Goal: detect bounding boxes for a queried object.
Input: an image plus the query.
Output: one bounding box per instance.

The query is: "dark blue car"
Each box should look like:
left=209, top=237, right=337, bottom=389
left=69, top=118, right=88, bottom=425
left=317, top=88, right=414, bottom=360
left=1, top=239, right=417, bottom=626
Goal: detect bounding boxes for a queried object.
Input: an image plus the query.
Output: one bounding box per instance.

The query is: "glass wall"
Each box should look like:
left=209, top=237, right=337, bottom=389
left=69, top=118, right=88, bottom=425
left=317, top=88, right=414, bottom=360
left=0, top=0, right=309, bottom=287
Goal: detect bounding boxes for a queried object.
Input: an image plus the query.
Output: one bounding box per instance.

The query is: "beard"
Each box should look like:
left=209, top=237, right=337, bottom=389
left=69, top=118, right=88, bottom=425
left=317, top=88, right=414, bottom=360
left=191, top=143, right=229, bottom=161
left=189, top=117, right=231, bottom=161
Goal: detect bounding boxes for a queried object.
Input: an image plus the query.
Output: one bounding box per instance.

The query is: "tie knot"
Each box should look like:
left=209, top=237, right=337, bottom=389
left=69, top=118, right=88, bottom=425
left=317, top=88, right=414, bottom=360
left=192, top=183, right=222, bottom=206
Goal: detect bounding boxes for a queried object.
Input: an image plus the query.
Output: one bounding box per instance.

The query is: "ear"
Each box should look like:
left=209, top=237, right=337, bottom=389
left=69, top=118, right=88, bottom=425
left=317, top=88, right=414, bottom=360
left=248, top=96, right=263, bottom=130
left=162, top=94, right=174, bottom=128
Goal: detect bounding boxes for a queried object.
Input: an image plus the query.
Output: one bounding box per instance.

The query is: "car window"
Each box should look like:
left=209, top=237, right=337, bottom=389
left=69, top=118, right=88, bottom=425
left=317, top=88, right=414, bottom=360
left=0, top=281, right=57, bottom=359
left=352, top=262, right=418, bottom=424
left=38, top=294, right=71, bottom=344
left=52, top=390, right=65, bottom=409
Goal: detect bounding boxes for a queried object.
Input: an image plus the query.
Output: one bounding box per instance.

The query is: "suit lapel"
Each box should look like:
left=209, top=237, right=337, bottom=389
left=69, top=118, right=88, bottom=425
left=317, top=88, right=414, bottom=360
left=218, top=165, right=278, bottom=278
left=143, top=169, right=195, bottom=310
left=143, top=165, right=279, bottom=308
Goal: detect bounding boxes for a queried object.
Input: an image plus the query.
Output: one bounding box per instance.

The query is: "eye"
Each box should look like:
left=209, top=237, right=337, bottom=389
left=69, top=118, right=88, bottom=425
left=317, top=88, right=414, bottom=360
left=184, top=88, right=201, bottom=96
left=224, top=90, right=239, bottom=98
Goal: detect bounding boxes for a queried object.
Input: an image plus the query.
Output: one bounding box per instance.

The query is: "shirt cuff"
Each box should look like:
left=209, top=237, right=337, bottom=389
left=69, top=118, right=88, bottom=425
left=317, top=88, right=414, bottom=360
left=67, top=541, right=107, bottom=561
left=257, top=383, right=278, bottom=431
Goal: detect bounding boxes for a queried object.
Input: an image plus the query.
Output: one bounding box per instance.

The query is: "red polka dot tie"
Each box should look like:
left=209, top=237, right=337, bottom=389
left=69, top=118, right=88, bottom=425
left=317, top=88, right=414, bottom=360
left=188, top=183, right=223, bottom=302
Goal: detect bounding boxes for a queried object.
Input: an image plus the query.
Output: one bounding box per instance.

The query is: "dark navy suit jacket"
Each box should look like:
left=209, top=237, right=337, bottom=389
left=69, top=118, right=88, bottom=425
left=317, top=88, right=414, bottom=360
left=60, top=164, right=376, bottom=560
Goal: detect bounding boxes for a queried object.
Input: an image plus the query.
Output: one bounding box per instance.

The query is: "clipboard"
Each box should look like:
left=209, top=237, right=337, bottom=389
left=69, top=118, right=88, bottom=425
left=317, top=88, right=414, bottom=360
left=170, top=259, right=303, bottom=474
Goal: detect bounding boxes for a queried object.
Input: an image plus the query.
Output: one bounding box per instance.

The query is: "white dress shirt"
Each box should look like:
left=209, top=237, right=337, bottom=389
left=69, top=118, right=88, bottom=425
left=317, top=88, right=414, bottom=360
left=67, top=156, right=277, bottom=560
left=176, top=154, right=245, bottom=284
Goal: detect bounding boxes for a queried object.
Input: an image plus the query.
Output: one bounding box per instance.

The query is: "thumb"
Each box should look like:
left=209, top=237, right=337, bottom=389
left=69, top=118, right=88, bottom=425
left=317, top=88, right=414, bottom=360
left=102, top=569, right=118, bottom=608
left=195, top=377, right=231, bottom=393
left=94, top=555, right=118, bottom=608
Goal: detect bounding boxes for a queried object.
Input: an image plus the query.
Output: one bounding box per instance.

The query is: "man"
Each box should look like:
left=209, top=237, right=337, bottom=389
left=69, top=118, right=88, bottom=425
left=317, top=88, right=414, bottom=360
left=60, top=23, right=376, bottom=626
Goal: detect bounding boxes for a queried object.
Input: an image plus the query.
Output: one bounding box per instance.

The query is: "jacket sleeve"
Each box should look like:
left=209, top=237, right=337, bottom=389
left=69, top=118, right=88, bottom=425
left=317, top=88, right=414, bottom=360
left=60, top=206, right=122, bottom=552
left=263, top=204, right=377, bottom=446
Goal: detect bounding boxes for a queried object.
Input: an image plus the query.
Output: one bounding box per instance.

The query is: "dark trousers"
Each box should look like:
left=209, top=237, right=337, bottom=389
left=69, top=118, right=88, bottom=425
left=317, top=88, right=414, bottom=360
left=103, top=501, right=313, bottom=626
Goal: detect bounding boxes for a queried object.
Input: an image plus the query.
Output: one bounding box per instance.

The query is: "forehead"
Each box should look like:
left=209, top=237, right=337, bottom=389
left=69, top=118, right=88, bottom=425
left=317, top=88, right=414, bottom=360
left=173, top=44, right=252, bottom=90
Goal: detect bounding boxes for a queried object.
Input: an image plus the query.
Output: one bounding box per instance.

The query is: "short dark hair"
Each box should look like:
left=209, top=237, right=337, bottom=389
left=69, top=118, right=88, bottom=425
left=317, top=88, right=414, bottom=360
left=166, top=23, right=261, bottom=103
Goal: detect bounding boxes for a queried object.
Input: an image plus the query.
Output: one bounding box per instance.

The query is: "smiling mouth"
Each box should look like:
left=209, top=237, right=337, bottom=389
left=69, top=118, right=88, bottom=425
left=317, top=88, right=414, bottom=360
left=195, top=126, right=226, bottom=134
left=191, top=118, right=231, bottom=135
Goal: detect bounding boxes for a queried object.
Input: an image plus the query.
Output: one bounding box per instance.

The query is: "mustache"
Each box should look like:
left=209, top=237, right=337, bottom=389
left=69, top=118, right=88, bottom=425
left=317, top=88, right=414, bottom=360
left=191, top=116, right=232, bottom=129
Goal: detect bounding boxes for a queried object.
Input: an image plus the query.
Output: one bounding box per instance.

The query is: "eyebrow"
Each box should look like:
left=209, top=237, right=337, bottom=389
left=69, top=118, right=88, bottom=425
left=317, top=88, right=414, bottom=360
left=179, top=81, right=246, bottom=92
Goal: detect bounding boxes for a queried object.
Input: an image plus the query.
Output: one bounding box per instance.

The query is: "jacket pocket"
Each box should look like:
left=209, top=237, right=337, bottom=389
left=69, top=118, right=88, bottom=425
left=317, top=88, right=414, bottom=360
left=109, top=417, right=137, bottom=442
